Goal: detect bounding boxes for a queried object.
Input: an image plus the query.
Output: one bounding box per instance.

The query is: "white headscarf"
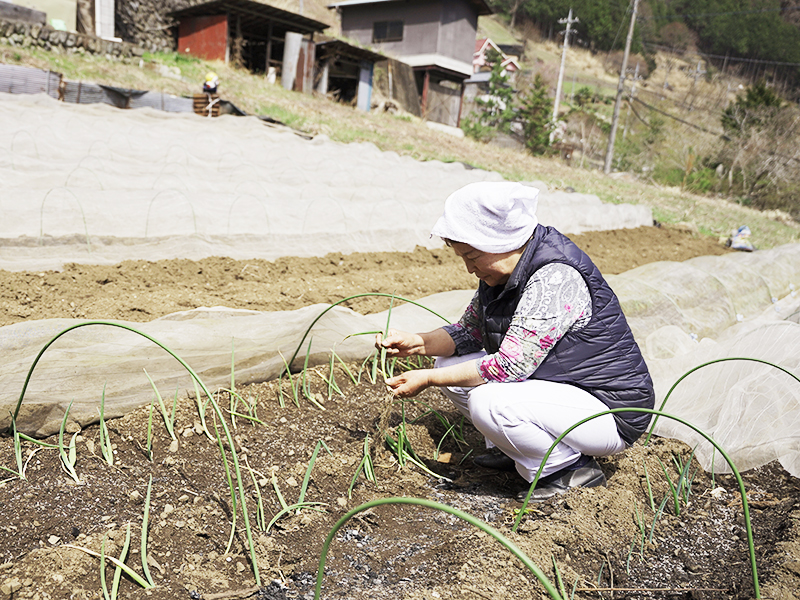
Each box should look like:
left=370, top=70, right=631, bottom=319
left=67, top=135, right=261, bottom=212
left=430, top=182, right=539, bottom=253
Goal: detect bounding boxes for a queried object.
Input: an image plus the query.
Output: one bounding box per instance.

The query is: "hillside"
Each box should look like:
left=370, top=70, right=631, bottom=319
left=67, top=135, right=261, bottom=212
left=0, top=13, right=798, bottom=249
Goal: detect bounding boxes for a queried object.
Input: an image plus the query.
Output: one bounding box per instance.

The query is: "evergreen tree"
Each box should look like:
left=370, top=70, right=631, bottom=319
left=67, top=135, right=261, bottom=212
left=517, top=74, right=553, bottom=155
left=461, top=50, right=515, bottom=140
left=721, top=81, right=783, bottom=135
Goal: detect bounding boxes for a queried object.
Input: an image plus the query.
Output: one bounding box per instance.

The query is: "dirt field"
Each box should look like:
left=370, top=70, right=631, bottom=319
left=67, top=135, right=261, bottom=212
left=0, top=226, right=728, bottom=327
left=1, top=225, right=799, bottom=600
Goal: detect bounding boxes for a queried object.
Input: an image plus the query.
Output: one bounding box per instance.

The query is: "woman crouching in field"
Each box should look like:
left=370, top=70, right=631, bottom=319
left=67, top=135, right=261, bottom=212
left=375, top=181, right=655, bottom=502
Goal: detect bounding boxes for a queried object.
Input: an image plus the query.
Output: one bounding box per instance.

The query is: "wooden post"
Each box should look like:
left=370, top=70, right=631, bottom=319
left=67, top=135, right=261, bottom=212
left=457, top=80, right=465, bottom=127
left=604, top=0, right=639, bottom=174
left=317, top=57, right=331, bottom=94
left=265, top=20, right=273, bottom=76
left=224, top=12, right=230, bottom=64
left=421, top=70, right=430, bottom=119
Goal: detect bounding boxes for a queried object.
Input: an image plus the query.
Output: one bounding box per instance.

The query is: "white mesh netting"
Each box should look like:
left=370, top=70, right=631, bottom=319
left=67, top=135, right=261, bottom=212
left=1, top=92, right=799, bottom=478
left=0, top=92, right=651, bottom=272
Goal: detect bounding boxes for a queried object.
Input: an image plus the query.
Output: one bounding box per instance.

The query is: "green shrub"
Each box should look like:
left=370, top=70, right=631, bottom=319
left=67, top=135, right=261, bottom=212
left=652, top=165, right=686, bottom=188
left=683, top=167, right=718, bottom=194
left=574, top=86, right=593, bottom=107
left=460, top=113, right=496, bottom=142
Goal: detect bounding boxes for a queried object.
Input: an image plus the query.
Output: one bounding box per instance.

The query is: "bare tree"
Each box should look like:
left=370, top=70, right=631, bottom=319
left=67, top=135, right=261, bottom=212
left=719, top=102, right=800, bottom=215
left=659, top=22, right=695, bottom=92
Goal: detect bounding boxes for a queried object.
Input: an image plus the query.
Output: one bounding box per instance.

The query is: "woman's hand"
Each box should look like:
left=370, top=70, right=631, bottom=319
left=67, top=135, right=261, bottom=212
left=384, top=370, right=432, bottom=398
left=375, top=329, right=424, bottom=358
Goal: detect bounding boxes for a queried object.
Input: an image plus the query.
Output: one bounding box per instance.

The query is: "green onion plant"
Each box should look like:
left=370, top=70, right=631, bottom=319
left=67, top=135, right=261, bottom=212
left=143, top=369, right=177, bottom=443
left=58, top=400, right=81, bottom=484
left=648, top=496, right=670, bottom=545
left=111, top=524, right=132, bottom=599
left=5, top=413, right=24, bottom=479
left=141, top=475, right=155, bottom=587
left=65, top=543, right=152, bottom=590
left=672, top=448, right=698, bottom=506
left=100, top=536, right=110, bottom=600
left=657, top=456, right=681, bottom=517
left=266, top=502, right=327, bottom=533
left=270, top=469, right=289, bottom=512
left=283, top=293, right=450, bottom=378
left=97, top=384, right=114, bottom=467
left=277, top=350, right=299, bottom=408
left=333, top=350, right=359, bottom=386
left=299, top=339, right=326, bottom=410
left=145, top=396, right=154, bottom=462
left=14, top=321, right=264, bottom=586
left=632, top=502, right=646, bottom=564
left=297, top=440, right=332, bottom=513
left=192, top=378, right=215, bottom=440
left=642, top=460, right=655, bottom=512
left=244, top=456, right=266, bottom=531
left=348, top=435, right=377, bottom=498
left=552, top=555, right=568, bottom=600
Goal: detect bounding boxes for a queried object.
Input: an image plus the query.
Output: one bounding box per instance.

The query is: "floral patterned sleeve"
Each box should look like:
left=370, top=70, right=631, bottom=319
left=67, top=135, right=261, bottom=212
left=478, top=263, right=592, bottom=383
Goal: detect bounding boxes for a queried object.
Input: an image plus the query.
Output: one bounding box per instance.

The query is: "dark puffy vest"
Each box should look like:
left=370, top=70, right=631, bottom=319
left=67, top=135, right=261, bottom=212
left=477, top=224, right=655, bottom=445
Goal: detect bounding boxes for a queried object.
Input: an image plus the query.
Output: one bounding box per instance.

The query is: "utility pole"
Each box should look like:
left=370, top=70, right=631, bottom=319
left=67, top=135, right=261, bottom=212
left=622, top=62, right=639, bottom=142
left=603, top=0, right=639, bottom=174
left=552, top=8, right=579, bottom=122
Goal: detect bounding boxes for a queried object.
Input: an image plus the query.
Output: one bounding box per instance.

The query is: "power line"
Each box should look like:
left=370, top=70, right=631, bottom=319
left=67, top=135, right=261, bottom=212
left=642, top=42, right=800, bottom=68
left=635, top=86, right=726, bottom=119
left=630, top=96, right=728, bottom=138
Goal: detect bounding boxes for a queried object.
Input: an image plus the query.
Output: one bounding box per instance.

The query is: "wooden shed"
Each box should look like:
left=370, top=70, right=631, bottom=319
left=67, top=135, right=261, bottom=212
left=170, top=0, right=328, bottom=89
left=315, top=38, right=385, bottom=111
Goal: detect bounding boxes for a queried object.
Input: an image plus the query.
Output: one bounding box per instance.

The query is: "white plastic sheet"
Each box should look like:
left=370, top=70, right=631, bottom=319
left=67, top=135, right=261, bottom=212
left=0, top=92, right=651, bottom=271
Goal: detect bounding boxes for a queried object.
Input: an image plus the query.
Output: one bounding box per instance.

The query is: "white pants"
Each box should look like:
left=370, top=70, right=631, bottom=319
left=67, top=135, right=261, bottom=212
left=436, top=352, right=626, bottom=482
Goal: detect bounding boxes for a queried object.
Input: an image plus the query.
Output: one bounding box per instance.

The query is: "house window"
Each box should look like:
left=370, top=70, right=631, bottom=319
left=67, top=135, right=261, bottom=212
left=373, top=20, right=403, bottom=43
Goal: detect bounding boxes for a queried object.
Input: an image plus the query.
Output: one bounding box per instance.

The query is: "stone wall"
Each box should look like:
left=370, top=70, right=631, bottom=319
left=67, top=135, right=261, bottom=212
left=0, top=18, right=144, bottom=58
left=114, top=0, right=224, bottom=53
left=114, top=0, right=189, bottom=53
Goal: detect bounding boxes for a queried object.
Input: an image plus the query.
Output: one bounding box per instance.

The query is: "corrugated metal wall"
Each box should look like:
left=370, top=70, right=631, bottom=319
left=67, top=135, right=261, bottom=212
left=3, top=64, right=193, bottom=114
left=132, top=91, right=193, bottom=113
left=62, top=80, right=107, bottom=104
left=0, top=64, right=61, bottom=99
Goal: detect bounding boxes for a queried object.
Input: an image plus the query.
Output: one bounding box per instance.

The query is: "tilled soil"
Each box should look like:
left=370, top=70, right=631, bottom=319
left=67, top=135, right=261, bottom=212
left=0, top=226, right=728, bottom=327
left=2, top=226, right=799, bottom=600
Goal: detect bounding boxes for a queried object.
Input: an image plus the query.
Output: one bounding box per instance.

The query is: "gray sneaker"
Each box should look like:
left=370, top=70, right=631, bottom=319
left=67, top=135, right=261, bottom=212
left=515, top=457, right=606, bottom=503
left=473, top=448, right=516, bottom=472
